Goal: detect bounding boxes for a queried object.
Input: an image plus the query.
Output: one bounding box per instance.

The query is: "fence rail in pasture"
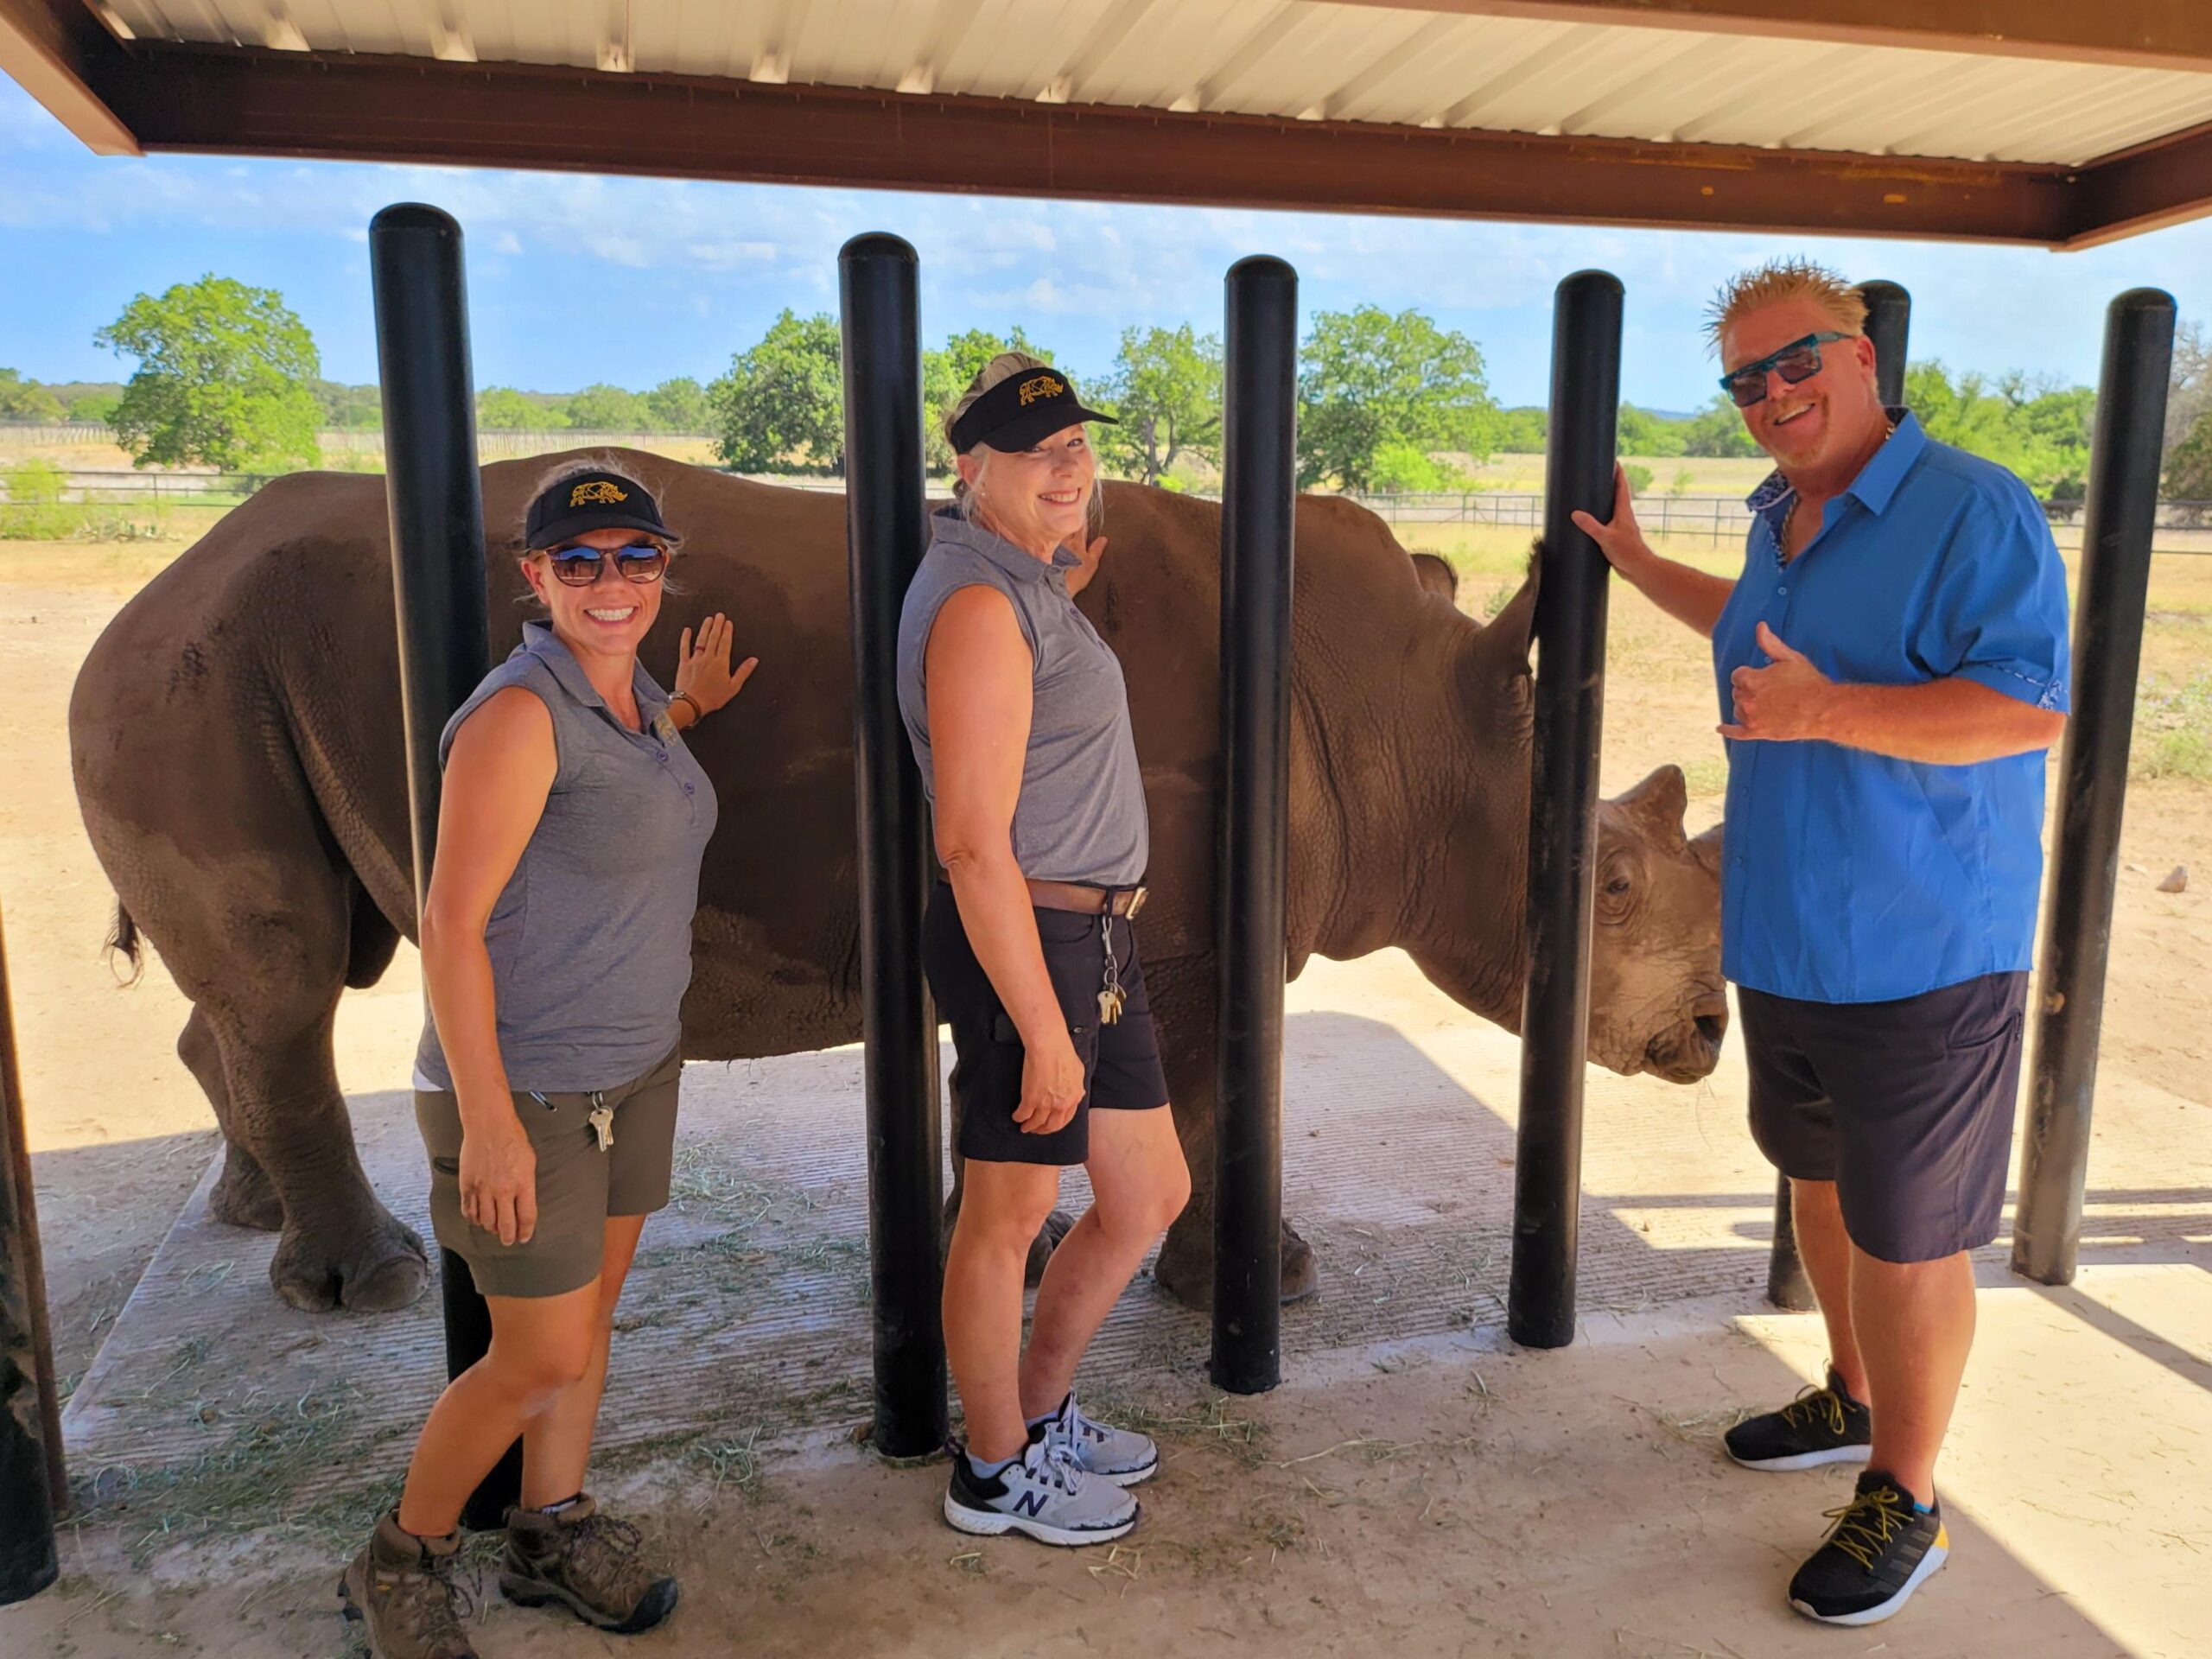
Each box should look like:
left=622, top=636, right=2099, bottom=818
left=9, top=460, right=2212, bottom=553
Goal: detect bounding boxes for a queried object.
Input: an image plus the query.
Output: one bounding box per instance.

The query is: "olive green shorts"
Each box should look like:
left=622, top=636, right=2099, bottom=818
left=414, top=1047, right=683, bottom=1300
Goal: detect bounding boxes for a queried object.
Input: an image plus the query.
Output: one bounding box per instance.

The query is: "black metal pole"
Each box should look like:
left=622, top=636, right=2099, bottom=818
left=0, top=906, right=61, bottom=1605
left=1508, top=271, right=1624, bottom=1351
left=2013, top=289, right=2176, bottom=1286
left=1761, top=277, right=1913, bottom=1315
left=839, top=233, right=949, bottom=1457
left=1211, top=256, right=1298, bottom=1395
left=1860, top=279, right=1911, bottom=408
left=371, top=203, right=512, bottom=1527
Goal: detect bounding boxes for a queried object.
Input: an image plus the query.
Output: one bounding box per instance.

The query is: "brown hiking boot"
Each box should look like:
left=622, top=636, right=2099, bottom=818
left=338, top=1511, right=478, bottom=1659
left=500, top=1494, right=679, bottom=1635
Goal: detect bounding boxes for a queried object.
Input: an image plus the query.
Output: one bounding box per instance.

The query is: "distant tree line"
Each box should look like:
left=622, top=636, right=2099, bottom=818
left=13, top=270, right=2212, bottom=499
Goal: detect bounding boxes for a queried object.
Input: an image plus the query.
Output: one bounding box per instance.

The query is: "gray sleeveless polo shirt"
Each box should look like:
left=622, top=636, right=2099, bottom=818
left=896, top=509, right=1147, bottom=887
left=413, top=620, right=718, bottom=1093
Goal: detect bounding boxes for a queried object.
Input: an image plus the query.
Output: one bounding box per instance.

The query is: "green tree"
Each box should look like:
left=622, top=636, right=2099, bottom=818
left=67, top=390, right=119, bottom=423
left=1681, top=393, right=1762, bottom=458
left=645, top=376, right=709, bottom=433
left=1905, top=362, right=2094, bottom=493
left=563, top=382, right=650, bottom=431
left=95, top=275, right=321, bottom=471
left=2164, top=411, right=2212, bottom=500
left=1296, top=306, right=1497, bottom=492
left=923, top=327, right=1050, bottom=473
left=1493, top=405, right=1546, bottom=452
left=0, top=370, right=63, bottom=422
left=1617, top=404, right=1689, bottom=457
left=1096, top=324, right=1219, bottom=486
left=476, top=386, right=563, bottom=430
left=709, top=310, right=846, bottom=474
left=314, top=380, right=382, bottom=429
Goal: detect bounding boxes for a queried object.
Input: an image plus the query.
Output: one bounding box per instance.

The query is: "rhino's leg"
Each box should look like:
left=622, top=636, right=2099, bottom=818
left=177, top=1005, right=283, bottom=1230
left=200, top=994, right=428, bottom=1313
left=1142, top=953, right=1318, bottom=1311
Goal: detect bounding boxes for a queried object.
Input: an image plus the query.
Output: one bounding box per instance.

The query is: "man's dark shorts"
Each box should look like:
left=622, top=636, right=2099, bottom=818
left=1739, top=972, right=2029, bottom=1264
left=923, top=881, right=1172, bottom=1166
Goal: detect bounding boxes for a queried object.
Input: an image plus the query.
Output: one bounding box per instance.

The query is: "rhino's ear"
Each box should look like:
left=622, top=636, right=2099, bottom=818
left=1410, top=551, right=1458, bottom=603
left=1617, top=764, right=1690, bottom=852
left=1472, top=554, right=1539, bottom=683
left=1689, top=818, right=1724, bottom=877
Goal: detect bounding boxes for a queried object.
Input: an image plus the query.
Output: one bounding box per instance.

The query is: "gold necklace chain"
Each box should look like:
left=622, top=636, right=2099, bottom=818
left=1780, top=416, right=1897, bottom=553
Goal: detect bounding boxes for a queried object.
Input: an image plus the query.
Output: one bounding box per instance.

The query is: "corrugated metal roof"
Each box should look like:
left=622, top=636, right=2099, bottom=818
left=94, top=0, right=2212, bottom=168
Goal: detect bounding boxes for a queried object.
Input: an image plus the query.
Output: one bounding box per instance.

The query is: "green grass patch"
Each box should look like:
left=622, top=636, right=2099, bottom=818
left=2136, top=671, right=2212, bottom=780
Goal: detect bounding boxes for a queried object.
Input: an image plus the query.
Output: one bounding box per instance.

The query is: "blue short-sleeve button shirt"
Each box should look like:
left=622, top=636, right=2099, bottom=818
left=1713, top=410, right=2070, bottom=1005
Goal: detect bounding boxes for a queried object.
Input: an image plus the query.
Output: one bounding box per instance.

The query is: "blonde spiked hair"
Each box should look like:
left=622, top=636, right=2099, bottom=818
left=942, top=349, right=1103, bottom=532
left=1704, top=259, right=1868, bottom=357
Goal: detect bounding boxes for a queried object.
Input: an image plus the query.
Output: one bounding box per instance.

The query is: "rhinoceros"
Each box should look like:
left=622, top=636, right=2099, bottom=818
left=70, top=450, right=1726, bottom=1316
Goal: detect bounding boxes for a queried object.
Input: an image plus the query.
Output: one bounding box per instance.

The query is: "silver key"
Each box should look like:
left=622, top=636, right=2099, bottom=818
left=1097, top=987, right=1124, bottom=1026
left=588, top=1101, right=614, bottom=1151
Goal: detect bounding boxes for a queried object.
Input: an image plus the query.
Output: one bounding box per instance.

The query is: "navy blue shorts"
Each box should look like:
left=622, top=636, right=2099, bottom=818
left=923, top=882, right=1171, bottom=1167
left=1739, top=972, right=2029, bottom=1263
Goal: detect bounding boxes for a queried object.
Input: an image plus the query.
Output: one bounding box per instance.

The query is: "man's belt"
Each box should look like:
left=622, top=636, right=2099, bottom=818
left=1027, top=879, right=1147, bottom=918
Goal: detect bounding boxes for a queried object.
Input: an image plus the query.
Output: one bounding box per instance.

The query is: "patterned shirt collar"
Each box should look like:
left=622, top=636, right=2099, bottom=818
left=931, top=505, right=1081, bottom=587
left=1745, top=406, right=1924, bottom=521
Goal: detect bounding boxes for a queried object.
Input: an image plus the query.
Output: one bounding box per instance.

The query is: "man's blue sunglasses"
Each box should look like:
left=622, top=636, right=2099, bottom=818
left=1719, top=331, right=1851, bottom=408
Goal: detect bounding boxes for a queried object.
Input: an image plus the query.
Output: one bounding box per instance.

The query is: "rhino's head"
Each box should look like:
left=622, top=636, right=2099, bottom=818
left=1589, top=766, right=1728, bottom=1082
left=1395, top=560, right=1727, bottom=1084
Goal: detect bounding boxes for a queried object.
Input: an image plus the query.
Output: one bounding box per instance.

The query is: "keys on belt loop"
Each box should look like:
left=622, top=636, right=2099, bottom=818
left=588, top=1091, right=614, bottom=1151
left=1097, top=906, right=1126, bottom=1027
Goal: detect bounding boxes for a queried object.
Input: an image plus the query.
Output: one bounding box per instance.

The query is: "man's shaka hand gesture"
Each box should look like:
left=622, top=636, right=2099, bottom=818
left=1722, top=623, right=1832, bottom=742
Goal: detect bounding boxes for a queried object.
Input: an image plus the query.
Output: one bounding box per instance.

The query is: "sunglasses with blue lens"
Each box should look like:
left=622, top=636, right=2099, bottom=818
left=543, top=543, right=670, bottom=587
left=1719, top=331, right=1851, bottom=408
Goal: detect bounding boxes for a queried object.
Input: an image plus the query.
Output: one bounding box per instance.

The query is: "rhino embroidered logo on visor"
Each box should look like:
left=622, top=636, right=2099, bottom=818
left=1017, top=374, right=1066, bottom=406
left=569, top=480, right=630, bottom=506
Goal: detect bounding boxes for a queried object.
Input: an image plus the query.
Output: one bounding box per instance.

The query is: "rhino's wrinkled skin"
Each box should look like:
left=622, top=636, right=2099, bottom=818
left=71, top=453, right=1725, bottom=1314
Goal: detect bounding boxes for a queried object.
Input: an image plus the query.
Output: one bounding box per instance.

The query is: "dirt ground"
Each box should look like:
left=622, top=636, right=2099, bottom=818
left=2, top=516, right=2209, bottom=1656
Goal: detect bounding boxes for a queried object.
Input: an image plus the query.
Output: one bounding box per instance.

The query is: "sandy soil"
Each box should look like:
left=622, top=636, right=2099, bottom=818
left=2, top=522, right=2208, bottom=1656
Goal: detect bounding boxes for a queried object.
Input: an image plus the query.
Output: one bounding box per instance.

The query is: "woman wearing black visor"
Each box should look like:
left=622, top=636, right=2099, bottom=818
left=896, top=356, right=1189, bottom=1546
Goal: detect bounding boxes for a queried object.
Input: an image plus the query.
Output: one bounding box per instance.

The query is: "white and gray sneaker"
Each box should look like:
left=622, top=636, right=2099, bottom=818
left=1040, top=1391, right=1160, bottom=1487
left=943, top=1436, right=1139, bottom=1547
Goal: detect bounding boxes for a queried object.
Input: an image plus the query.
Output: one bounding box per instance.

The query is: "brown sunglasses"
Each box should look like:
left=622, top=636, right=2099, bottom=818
left=537, top=543, right=670, bottom=587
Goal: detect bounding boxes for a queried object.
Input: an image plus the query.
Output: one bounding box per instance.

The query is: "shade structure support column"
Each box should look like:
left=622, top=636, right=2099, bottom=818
left=838, top=232, right=950, bottom=1456
left=2014, top=289, right=2176, bottom=1285
left=1210, top=254, right=1298, bottom=1395
left=371, top=201, right=510, bottom=1528
left=1507, top=270, right=1624, bottom=1351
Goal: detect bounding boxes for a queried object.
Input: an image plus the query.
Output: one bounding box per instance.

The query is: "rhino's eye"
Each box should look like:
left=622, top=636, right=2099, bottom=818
left=1597, top=857, right=1637, bottom=922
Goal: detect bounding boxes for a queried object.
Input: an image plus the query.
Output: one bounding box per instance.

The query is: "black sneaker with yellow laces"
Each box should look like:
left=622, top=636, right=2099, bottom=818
left=1723, top=1367, right=1872, bottom=1471
left=1788, top=1471, right=1948, bottom=1625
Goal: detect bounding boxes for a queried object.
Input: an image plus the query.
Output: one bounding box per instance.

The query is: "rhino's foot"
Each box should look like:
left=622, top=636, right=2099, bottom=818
left=268, top=1207, right=430, bottom=1313
left=207, top=1146, right=285, bottom=1232
left=1151, top=1213, right=1318, bottom=1310
left=1026, top=1209, right=1077, bottom=1287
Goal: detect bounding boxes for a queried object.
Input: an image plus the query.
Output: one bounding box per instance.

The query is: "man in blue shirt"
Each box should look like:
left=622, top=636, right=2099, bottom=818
left=1575, top=259, right=2069, bottom=1628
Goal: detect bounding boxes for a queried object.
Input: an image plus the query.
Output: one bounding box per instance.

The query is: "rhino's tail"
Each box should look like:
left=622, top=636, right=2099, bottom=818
left=106, top=900, right=145, bottom=986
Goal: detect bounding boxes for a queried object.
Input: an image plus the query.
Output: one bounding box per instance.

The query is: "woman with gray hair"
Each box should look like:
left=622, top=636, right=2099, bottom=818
left=340, top=462, right=755, bottom=1659
left=898, top=355, right=1191, bottom=1546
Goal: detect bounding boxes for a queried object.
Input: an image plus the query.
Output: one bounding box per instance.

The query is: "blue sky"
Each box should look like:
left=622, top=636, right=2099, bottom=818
left=3, top=76, right=2206, bottom=410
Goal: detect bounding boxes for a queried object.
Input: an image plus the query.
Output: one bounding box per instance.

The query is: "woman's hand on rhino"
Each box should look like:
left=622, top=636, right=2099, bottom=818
left=1014, top=1030, right=1087, bottom=1135
left=1571, top=464, right=1655, bottom=576
left=676, top=613, right=760, bottom=716
left=461, top=1117, right=537, bottom=1245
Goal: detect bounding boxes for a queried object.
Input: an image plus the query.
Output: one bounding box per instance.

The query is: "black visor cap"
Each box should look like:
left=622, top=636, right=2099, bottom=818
left=949, top=368, right=1117, bottom=454
left=524, top=469, right=682, bottom=550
